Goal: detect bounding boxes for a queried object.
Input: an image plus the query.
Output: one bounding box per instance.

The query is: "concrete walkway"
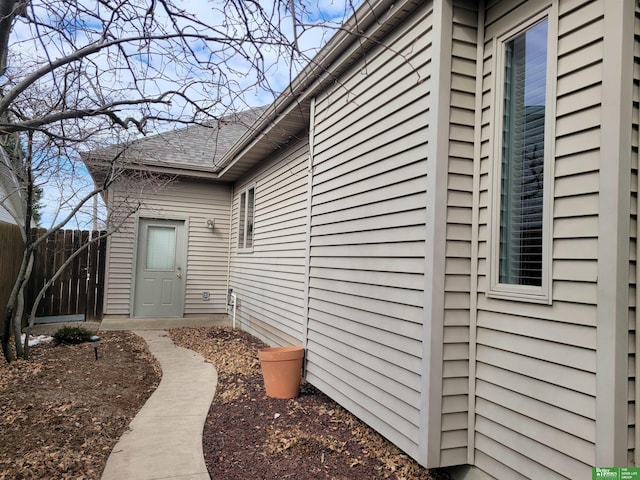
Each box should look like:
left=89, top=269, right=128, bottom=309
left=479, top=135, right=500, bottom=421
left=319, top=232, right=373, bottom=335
left=102, top=330, right=217, bottom=480
left=100, top=315, right=230, bottom=331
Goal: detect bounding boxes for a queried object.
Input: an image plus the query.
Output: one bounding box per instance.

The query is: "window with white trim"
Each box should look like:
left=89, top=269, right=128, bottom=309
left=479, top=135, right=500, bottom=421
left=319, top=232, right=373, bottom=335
left=238, top=186, right=255, bottom=250
left=489, top=11, right=555, bottom=303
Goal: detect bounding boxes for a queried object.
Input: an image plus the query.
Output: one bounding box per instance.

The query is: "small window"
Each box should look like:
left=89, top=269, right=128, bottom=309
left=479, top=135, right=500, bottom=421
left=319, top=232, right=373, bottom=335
left=238, top=186, right=255, bottom=250
left=490, top=12, right=555, bottom=303
left=146, top=226, right=176, bottom=271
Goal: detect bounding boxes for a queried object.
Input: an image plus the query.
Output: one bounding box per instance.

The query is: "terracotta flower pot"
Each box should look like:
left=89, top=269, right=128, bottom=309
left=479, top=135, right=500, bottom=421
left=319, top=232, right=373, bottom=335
left=258, top=346, right=304, bottom=399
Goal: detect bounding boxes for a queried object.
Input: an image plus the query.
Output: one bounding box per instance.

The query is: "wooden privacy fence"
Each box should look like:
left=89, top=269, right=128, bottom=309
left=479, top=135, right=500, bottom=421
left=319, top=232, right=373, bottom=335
left=0, top=221, right=24, bottom=325
left=0, top=222, right=107, bottom=324
left=29, top=228, right=107, bottom=321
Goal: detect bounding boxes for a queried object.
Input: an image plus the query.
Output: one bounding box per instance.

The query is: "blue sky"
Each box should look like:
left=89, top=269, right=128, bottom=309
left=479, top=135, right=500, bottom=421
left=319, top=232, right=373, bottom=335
left=8, top=0, right=364, bottom=228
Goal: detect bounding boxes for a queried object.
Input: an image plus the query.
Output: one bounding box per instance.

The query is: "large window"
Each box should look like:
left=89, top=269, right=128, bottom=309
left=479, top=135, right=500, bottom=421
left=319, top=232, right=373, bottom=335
left=490, top=12, right=554, bottom=303
left=238, top=186, right=255, bottom=250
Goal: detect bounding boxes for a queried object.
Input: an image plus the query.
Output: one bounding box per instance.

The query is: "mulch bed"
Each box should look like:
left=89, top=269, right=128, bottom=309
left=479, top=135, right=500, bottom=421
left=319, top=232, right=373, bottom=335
left=0, top=332, right=160, bottom=480
left=0, top=326, right=451, bottom=480
left=171, top=327, right=451, bottom=480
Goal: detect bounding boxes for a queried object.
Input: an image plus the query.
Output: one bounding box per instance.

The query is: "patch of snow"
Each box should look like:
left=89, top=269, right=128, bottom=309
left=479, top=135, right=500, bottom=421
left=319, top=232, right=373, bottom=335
left=20, top=334, right=54, bottom=347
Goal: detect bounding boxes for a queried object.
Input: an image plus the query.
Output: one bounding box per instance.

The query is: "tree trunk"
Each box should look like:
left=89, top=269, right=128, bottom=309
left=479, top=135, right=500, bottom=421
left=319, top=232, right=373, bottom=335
left=17, top=252, right=34, bottom=359
left=2, top=249, right=30, bottom=363
left=1, top=306, right=14, bottom=363
left=12, top=294, right=23, bottom=359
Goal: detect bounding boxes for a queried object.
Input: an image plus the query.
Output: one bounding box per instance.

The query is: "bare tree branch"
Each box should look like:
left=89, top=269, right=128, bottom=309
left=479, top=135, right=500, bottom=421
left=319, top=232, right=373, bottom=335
left=0, top=0, right=373, bottom=362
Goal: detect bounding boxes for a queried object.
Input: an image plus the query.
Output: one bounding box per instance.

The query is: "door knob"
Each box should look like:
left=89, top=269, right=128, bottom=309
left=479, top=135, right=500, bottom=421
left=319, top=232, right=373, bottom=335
left=176, top=272, right=182, bottom=278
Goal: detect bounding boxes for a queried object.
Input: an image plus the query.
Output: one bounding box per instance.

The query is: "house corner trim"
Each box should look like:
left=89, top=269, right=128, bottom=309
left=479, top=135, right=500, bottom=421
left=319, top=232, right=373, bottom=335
left=597, top=0, right=634, bottom=466
left=420, top=0, right=453, bottom=468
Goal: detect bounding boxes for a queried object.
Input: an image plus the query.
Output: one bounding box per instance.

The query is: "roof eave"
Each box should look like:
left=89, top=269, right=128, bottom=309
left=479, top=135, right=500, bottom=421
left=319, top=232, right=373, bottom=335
left=82, top=153, right=222, bottom=184
left=217, top=0, right=415, bottom=180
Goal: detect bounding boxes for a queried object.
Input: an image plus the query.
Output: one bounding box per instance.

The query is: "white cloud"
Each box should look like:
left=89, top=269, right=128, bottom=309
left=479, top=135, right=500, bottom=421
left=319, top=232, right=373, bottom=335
left=4, top=1, right=363, bottom=229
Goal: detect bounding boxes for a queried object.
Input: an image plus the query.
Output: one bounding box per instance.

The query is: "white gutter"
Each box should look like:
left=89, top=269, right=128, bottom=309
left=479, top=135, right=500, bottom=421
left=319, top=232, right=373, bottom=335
left=216, top=0, right=413, bottom=178
left=229, top=292, right=237, bottom=329
left=301, top=96, right=316, bottom=365
left=225, top=183, right=234, bottom=319
left=84, top=155, right=221, bottom=181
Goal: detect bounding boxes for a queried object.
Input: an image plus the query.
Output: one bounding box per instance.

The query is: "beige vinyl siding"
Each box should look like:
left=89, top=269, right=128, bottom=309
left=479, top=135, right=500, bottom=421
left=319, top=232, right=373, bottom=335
left=104, top=204, right=135, bottom=316
left=630, top=4, right=640, bottom=465
left=0, top=183, right=17, bottom=224
left=440, top=0, right=478, bottom=467
left=104, top=179, right=231, bottom=316
left=228, top=137, right=309, bottom=347
left=0, top=209, right=14, bottom=224
left=305, top=2, right=431, bottom=460
left=472, top=0, right=602, bottom=478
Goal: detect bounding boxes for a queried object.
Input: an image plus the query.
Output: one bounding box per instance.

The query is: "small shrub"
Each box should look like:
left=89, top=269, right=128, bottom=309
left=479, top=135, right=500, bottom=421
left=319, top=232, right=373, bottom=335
left=53, top=326, right=94, bottom=345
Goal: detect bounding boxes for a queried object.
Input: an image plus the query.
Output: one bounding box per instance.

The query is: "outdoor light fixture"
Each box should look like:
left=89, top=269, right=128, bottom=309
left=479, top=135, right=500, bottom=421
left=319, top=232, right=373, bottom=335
left=206, top=219, right=215, bottom=229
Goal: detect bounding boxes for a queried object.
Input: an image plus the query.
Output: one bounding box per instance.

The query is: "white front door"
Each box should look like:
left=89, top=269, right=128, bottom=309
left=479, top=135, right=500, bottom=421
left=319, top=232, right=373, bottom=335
left=134, top=218, right=185, bottom=317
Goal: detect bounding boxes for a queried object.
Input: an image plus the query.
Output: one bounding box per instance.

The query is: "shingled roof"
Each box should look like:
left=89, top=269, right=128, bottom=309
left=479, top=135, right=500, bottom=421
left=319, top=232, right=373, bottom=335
left=85, top=107, right=265, bottom=180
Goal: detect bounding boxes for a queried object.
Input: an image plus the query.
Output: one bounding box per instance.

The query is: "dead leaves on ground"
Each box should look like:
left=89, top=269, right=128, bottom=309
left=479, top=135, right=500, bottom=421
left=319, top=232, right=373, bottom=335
left=0, top=332, right=160, bottom=480
left=171, top=326, right=262, bottom=376
left=170, top=326, right=448, bottom=480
